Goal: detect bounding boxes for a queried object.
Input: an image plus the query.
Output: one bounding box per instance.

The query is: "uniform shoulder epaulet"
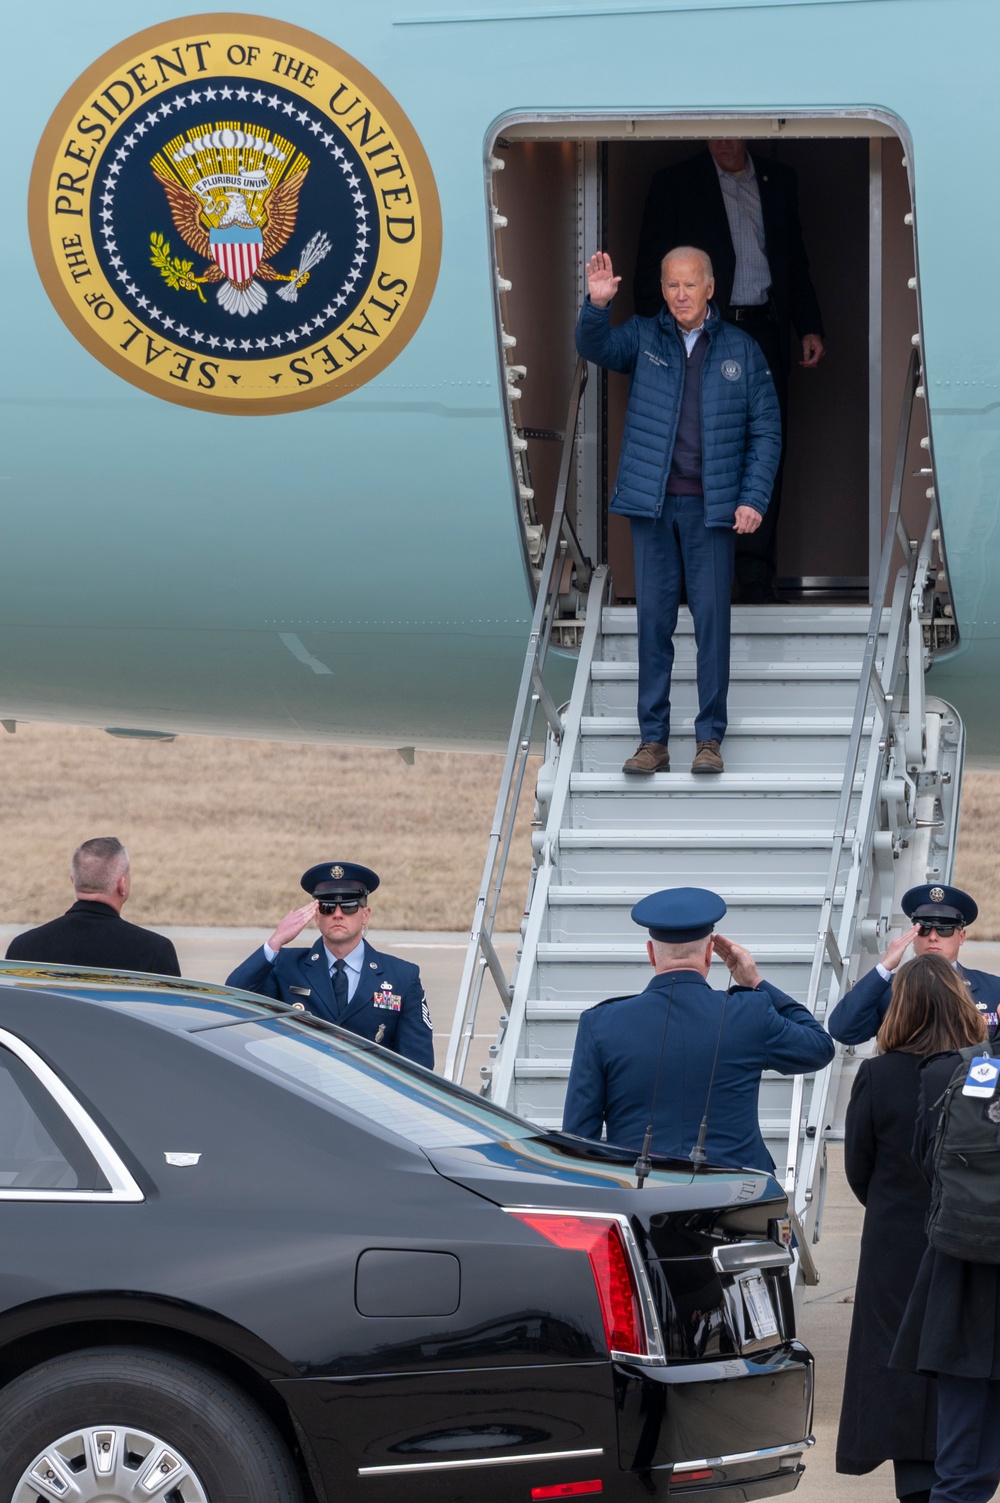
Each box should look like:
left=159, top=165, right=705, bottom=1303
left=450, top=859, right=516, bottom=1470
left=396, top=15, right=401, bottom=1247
left=591, top=993, right=635, bottom=1010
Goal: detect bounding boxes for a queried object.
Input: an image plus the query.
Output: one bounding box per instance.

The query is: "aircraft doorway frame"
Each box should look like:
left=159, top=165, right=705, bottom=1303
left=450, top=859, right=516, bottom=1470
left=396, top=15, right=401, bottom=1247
left=487, top=108, right=916, bottom=608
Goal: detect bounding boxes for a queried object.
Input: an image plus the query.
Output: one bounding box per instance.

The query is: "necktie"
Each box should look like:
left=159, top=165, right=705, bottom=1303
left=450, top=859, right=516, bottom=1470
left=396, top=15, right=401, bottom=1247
left=331, top=958, right=348, bottom=1019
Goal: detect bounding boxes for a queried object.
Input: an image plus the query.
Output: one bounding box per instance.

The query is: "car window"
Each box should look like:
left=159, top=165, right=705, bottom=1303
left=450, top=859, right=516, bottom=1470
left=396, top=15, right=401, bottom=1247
left=205, top=1020, right=539, bottom=1149
left=0, top=1046, right=108, bottom=1192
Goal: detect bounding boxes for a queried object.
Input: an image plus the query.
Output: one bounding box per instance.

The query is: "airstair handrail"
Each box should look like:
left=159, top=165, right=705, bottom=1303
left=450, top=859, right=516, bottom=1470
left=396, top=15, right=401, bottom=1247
left=444, top=357, right=590, bottom=1085
left=784, top=346, right=946, bottom=1211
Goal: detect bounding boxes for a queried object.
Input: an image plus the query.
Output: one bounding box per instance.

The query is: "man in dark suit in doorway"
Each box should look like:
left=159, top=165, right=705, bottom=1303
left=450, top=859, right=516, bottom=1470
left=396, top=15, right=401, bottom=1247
left=6, top=836, right=181, bottom=975
left=633, top=139, right=826, bottom=602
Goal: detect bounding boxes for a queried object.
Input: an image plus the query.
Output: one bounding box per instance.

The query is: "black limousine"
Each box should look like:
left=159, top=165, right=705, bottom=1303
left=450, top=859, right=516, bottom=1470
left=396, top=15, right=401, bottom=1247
left=0, top=963, right=812, bottom=1503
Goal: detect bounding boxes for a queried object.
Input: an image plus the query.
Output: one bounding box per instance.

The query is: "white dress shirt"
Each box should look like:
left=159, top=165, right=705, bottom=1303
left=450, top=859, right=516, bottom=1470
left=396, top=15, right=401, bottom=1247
left=714, top=155, right=770, bottom=306
left=679, top=306, right=713, bottom=355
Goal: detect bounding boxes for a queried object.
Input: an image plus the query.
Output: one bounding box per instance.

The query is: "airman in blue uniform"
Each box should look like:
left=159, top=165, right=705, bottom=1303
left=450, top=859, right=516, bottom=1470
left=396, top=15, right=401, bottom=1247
left=227, top=862, right=434, bottom=1069
left=562, top=887, right=835, bottom=1170
left=827, top=884, right=1000, bottom=1045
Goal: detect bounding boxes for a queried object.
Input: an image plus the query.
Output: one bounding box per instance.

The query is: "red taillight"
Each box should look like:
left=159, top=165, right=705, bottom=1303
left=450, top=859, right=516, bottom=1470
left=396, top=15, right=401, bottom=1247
left=670, top=1470, right=714, bottom=1485
left=511, top=1212, right=645, bottom=1354
left=531, top=1483, right=603, bottom=1499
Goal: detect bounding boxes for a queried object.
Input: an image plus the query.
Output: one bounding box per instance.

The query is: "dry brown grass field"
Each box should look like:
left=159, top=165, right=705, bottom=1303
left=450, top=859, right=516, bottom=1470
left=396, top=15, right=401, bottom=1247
left=0, top=724, right=538, bottom=932
left=0, top=722, right=997, bottom=936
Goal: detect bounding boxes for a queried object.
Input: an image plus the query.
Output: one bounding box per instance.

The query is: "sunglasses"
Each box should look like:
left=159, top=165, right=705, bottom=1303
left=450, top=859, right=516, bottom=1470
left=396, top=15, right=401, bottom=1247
left=916, top=922, right=960, bottom=938
left=318, top=899, right=363, bottom=915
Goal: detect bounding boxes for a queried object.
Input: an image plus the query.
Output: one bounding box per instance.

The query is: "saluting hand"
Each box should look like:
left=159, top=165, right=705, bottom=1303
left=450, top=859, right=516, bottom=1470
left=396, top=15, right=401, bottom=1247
left=586, top=252, right=621, bottom=308
left=712, top=934, right=763, bottom=989
left=881, top=925, right=918, bottom=973
left=267, top=901, right=318, bottom=952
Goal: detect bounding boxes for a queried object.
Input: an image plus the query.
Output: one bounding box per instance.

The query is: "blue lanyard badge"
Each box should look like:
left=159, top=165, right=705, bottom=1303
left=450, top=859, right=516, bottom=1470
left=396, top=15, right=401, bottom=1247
left=962, top=1054, right=1000, bottom=1098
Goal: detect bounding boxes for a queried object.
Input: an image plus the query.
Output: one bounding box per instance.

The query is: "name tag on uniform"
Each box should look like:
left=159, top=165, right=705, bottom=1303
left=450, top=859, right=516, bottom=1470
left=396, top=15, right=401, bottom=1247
left=962, top=1055, right=1000, bottom=1097
left=374, top=980, right=402, bottom=1011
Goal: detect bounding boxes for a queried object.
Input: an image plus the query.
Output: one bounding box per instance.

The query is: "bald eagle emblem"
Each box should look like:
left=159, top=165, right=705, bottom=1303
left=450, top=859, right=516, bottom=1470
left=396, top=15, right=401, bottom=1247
left=330, top=865, right=345, bottom=879
left=151, top=125, right=331, bottom=317
left=930, top=886, right=946, bottom=902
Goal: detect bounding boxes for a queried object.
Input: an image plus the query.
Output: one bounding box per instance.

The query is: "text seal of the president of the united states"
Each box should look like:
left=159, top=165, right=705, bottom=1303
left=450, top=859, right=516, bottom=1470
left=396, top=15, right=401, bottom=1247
left=29, top=15, right=441, bottom=415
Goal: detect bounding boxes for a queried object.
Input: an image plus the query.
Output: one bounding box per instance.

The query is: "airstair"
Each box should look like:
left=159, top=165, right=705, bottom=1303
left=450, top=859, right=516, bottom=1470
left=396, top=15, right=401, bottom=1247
left=446, top=352, right=961, bottom=1275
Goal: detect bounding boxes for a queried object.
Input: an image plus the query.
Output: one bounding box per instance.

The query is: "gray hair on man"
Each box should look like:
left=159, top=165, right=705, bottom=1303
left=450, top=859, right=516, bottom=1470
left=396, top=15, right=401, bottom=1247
left=660, top=246, right=714, bottom=280
left=651, top=936, right=709, bottom=965
left=71, top=836, right=130, bottom=896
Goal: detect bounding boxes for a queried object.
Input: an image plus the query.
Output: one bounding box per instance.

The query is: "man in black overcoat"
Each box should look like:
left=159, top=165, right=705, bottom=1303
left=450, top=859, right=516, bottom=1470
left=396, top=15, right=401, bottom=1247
left=6, top=836, right=180, bottom=976
left=633, top=139, right=825, bottom=602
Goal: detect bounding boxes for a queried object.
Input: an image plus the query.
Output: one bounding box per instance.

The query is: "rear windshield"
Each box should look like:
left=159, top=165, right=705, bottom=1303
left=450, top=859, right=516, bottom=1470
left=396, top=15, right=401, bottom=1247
left=202, top=1018, right=538, bottom=1148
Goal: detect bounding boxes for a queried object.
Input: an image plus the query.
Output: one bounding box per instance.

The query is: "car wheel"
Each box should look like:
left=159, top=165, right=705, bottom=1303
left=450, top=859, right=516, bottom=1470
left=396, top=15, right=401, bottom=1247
left=0, top=1346, right=304, bottom=1503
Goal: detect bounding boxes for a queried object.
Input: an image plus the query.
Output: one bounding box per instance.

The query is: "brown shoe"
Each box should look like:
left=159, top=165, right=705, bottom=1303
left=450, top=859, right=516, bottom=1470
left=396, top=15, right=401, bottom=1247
left=691, top=739, right=724, bottom=773
left=622, top=741, right=670, bottom=774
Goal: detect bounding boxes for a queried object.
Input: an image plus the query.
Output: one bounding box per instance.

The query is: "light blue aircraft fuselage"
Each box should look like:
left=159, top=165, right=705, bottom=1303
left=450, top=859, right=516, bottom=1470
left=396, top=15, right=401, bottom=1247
left=4, top=1, right=996, bottom=753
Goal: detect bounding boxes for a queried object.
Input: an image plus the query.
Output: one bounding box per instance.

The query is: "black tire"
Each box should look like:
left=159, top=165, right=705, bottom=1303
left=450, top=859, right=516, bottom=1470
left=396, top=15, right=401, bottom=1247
left=0, top=1346, right=304, bottom=1503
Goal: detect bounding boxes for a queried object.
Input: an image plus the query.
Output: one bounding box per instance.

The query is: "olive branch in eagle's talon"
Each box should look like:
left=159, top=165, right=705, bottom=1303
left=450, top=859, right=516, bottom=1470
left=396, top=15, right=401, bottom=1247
left=149, top=233, right=208, bottom=302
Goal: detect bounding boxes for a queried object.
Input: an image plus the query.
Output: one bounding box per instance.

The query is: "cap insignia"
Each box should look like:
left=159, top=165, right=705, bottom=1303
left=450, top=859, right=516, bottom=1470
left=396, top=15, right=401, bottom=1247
left=330, top=865, right=345, bottom=879
left=930, top=886, right=945, bottom=903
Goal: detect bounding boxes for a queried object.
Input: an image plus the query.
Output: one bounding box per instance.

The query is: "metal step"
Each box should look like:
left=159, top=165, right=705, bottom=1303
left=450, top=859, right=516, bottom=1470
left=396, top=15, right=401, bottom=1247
left=553, top=826, right=845, bottom=885
left=589, top=663, right=864, bottom=713
left=579, top=716, right=873, bottom=774
left=543, top=885, right=844, bottom=942
left=601, top=605, right=887, bottom=636
left=564, top=773, right=860, bottom=830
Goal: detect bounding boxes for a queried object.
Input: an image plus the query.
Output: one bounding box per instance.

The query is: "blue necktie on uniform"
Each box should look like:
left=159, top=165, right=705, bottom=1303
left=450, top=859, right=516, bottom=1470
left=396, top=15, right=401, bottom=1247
left=331, top=958, right=348, bottom=1019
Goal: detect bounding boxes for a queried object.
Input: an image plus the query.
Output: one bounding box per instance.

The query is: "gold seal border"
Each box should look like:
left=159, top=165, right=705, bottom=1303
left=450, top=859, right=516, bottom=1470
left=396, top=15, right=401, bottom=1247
left=27, top=12, right=442, bottom=417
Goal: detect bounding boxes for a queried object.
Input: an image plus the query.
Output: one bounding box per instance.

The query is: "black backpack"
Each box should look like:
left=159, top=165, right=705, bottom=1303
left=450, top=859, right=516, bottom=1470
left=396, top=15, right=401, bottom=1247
left=927, top=1044, right=1000, bottom=1263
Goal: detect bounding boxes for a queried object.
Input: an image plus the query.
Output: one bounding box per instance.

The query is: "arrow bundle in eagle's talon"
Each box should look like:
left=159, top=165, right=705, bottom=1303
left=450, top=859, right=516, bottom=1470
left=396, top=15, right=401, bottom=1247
left=277, top=232, right=333, bottom=301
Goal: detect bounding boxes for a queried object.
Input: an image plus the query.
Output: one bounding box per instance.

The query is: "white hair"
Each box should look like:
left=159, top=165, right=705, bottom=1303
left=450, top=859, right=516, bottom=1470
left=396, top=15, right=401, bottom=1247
left=660, top=246, right=714, bottom=280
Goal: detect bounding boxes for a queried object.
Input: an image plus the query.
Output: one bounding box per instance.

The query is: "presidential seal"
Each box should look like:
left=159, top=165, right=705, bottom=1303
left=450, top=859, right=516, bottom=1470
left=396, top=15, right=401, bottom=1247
left=29, top=15, right=441, bottom=415
left=721, top=359, right=742, bottom=382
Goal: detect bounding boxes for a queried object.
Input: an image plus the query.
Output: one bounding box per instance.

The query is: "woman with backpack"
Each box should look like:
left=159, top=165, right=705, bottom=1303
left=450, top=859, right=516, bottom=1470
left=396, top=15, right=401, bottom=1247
left=837, top=953, right=988, bottom=1503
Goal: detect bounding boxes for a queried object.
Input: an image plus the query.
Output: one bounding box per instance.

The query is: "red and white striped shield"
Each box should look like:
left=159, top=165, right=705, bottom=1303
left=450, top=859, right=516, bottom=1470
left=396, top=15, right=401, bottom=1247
left=209, top=227, right=264, bottom=285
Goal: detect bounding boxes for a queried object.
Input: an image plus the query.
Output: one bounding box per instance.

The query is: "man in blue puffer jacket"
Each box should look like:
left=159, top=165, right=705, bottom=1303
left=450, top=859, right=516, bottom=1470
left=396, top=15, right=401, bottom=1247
left=576, top=247, right=781, bottom=774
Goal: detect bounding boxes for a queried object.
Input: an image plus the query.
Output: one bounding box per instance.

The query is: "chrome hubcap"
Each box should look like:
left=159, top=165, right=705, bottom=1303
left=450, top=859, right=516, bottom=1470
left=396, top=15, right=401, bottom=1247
left=14, top=1425, right=209, bottom=1503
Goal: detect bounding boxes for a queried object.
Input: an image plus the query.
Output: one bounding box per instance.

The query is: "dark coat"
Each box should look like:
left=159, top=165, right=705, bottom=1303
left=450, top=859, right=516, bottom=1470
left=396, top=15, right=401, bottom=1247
left=575, top=298, right=781, bottom=524
left=226, top=938, right=433, bottom=1069
left=5, top=900, right=180, bottom=976
left=893, top=1051, right=1000, bottom=1380
left=561, top=967, right=834, bottom=1171
left=836, top=1053, right=937, bottom=1473
left=828, top=962, right=1000, bottom=1045
left=632, top=148, right=824, bottom=361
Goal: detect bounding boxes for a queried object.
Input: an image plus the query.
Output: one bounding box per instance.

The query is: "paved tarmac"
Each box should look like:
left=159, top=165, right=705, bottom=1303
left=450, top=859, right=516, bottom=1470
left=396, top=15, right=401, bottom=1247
left=4, top=923, right=993, bottom=1501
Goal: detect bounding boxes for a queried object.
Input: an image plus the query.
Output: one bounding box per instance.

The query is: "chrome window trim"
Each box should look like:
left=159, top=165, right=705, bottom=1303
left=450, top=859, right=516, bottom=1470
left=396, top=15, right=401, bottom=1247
left=0, top=1027, right=143, bottom=1203
left=502, top=1206, right=665, bottom=1362
left=359, top=1447, right=603, bottom=1477
left=712, top=1242, right=794, bottom=1274
left=672, top=1438, right=815, bottom=1472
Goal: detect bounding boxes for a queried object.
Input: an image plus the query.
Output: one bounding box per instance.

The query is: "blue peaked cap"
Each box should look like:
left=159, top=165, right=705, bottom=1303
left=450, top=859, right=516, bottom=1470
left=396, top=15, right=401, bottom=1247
left=301, top=862, right=380, bottom=899
left=631, top=886, right=727, bottom=943
left=902, top=883, right=977, bottom=927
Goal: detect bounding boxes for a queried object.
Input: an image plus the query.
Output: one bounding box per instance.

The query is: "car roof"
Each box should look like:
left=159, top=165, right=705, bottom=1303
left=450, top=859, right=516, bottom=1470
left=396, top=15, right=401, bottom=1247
left=0, top=959, right=286, bottom=1030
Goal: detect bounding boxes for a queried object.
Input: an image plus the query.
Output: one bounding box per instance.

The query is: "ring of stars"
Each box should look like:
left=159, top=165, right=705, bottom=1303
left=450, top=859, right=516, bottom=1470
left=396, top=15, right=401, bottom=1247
left=97, top=82, right=375, bottom=355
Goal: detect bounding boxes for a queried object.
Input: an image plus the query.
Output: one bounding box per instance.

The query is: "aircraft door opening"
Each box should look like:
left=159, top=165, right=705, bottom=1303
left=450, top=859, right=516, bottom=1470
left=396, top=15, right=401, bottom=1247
left=489, top=116, right=921, bottom=611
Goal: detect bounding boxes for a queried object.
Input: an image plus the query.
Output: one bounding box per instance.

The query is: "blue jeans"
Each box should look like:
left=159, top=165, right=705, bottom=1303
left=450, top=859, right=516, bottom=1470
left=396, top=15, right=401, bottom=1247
left=631, top=495, right=735, bottom=745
